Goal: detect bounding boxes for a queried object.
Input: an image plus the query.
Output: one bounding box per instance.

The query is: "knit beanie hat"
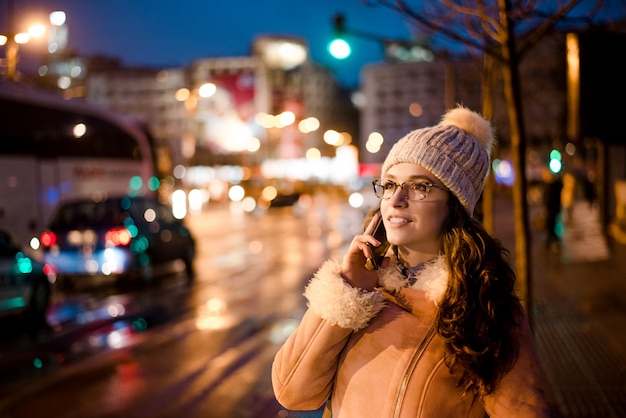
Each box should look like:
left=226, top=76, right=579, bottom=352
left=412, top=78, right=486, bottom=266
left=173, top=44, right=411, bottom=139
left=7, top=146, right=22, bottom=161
left=381, top=106, right=495, bottom=216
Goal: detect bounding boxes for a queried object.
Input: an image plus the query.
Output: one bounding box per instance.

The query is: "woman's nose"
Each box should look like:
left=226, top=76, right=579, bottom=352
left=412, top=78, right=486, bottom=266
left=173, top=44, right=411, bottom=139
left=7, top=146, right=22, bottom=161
left=391, top=185, right=409, bottom=207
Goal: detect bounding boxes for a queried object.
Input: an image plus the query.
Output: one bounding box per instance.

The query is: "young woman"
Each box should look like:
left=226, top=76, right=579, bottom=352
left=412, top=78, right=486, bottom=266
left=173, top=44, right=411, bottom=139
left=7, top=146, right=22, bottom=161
left=272, top=107, right=549, bottom=417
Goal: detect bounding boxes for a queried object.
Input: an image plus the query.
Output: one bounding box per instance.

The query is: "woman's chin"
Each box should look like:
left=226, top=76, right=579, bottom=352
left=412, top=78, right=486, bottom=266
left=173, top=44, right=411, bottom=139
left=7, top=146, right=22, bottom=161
left=387, top=235, right=407, bottom=247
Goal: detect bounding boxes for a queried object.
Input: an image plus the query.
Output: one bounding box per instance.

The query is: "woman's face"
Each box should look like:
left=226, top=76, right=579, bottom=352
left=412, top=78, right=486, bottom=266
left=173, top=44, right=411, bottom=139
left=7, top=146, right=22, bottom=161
left=380, top=163, right=449, bottom=257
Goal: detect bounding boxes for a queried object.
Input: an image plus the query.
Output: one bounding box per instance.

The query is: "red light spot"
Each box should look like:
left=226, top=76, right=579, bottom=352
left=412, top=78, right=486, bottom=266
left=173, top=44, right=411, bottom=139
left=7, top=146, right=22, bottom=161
left=43, top=264, right=58, bottom=283
left=40, top=232, right=57, bottom=247
left=105, top=228, right=132, bottom=246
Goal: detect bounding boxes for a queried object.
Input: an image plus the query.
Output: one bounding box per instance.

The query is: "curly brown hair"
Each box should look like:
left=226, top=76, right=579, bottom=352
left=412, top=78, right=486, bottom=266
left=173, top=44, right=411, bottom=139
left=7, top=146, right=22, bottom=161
left=438, top=195, right=522, bottom=398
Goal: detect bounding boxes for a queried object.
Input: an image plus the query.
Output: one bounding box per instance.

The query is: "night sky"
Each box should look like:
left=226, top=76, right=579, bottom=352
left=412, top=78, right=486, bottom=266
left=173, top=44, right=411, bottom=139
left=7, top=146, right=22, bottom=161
left=3, top=0, right=416, bottom=88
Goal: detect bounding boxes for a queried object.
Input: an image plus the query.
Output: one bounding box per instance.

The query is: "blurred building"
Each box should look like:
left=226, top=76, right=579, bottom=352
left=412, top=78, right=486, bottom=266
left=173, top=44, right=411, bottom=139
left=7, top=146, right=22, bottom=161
left=359, top=57, right=482, bottom=166
left=86, top=65, right=188, bottom=175
left=80, top=36, right=357, bottom=184
left=300, top=62, right=357, bottom=157
left=34, top=10, right=88, bottom=96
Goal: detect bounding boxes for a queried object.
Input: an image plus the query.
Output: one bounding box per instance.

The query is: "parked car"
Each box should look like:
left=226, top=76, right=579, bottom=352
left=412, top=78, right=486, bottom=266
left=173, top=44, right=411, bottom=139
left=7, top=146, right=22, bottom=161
left=0, top=229, right=54, bottom=320
left=40, top=195, right=196, bottom=286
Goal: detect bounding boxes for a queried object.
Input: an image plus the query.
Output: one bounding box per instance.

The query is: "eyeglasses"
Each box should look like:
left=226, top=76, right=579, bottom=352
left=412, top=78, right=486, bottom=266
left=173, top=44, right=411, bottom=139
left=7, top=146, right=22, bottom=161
left=372, top=179, right=448, bottom=201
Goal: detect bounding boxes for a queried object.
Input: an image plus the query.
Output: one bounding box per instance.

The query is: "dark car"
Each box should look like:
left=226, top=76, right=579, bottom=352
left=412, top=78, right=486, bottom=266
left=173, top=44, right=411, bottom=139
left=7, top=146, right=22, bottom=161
left=0, top=229, right=54, bottom=321
left=40, top=195, right=195, bottom=286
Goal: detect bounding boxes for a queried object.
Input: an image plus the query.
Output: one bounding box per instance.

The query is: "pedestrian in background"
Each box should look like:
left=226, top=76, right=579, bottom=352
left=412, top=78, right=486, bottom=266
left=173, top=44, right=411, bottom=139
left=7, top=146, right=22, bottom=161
left=272, top=107, right=549, bottom=417
left=542, top=167, right=563, bottom=250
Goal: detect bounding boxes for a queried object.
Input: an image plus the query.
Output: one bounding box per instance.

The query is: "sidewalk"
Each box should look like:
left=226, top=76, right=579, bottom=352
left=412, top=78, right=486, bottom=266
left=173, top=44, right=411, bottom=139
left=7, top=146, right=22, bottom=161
left=495, top=197, right=626, bottom=418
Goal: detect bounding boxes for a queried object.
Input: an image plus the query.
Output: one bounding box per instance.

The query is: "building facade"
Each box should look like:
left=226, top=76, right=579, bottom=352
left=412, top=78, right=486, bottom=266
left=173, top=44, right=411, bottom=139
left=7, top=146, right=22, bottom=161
left=83, top=36, right=349, bottom=180
left=359, top=57, right=482, bottom=166
left=86, top=66, right=188, bottom=175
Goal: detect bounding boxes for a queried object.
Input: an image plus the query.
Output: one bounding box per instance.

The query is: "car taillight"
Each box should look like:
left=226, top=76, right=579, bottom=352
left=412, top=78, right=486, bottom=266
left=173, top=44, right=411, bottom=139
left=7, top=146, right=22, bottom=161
left=40, top=231, right=57, bottom=247
left=105, top=228, right=132, bottom=246
left=43, top=264, right=57, bottom=283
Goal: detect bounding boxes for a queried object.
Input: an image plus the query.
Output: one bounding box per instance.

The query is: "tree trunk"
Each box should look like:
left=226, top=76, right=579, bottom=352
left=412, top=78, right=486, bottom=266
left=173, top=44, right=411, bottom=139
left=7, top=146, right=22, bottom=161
left=498, top=0, right=533, bottom=321
left=481, top=53, right=496, bottom=235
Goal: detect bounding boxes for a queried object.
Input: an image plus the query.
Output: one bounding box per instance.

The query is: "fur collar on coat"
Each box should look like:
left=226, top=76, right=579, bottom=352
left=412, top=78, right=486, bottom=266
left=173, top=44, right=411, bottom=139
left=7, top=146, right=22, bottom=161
left=304, top=255, right=449, bottom=332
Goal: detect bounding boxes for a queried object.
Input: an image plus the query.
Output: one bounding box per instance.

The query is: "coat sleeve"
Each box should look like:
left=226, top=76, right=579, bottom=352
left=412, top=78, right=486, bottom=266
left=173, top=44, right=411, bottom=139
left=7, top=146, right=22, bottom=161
left=483, top=309, right=551, bottom=418
left=271, top=260, right=386, bottom=411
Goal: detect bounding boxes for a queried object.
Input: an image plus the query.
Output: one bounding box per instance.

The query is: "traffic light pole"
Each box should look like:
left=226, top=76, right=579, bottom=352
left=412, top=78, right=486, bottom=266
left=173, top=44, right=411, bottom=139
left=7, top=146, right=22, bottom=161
left=328, top=13, right=433, bottom=62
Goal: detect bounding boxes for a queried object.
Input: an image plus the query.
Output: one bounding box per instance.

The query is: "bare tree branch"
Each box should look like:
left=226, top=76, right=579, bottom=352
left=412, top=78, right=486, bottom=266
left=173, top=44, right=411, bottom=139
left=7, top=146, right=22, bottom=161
left=517, top=0, right=603, bottom=55
left=439, top=0, right=501, bottom=34
left=366, top=0, right=611, bottom=60
left=379, top=0, right=504, bottom=59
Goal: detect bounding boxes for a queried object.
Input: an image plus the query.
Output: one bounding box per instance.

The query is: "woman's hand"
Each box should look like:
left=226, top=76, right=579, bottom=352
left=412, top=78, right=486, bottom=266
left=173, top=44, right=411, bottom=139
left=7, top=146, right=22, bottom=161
left=341, top=215, right=388, bottom=291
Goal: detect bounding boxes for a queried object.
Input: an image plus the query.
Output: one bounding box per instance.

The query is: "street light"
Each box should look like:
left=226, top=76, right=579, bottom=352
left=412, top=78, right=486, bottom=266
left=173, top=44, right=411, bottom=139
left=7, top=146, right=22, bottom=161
left=2, top=28, right=47, bottom=81
left=0, top=1, right=52, bottom=80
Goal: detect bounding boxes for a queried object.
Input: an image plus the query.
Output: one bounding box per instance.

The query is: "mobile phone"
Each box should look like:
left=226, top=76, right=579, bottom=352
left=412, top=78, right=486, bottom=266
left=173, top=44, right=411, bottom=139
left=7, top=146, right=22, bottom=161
left=364, top=211, right=390, bottom=271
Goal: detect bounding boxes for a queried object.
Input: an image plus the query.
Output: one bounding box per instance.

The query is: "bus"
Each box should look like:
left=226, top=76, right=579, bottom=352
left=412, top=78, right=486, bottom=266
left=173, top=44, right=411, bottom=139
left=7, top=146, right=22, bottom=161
left=0, top=82, right=157, bottom=250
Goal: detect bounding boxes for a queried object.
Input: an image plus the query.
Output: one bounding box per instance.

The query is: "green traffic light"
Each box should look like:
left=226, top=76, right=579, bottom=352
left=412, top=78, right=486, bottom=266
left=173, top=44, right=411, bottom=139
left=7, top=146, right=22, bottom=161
left=549, top=157, right=562, bottom=174
left=328, top=38, right=351, bottom=59
left=549, top=149, right=562, bottom=161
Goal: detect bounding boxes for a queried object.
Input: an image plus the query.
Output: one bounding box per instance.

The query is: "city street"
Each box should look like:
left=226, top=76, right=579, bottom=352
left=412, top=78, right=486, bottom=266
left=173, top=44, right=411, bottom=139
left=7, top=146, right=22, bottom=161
left=0, top=191, right=624, bottom=418
left=2, top=2, right=624, bottom=417
left=0, top=192, right=363, bottom=418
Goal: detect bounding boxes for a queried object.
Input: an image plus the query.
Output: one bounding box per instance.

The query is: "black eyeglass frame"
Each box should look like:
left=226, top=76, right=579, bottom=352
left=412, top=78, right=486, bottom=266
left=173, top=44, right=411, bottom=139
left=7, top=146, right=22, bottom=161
left=372, top=179, right=448, bottom=201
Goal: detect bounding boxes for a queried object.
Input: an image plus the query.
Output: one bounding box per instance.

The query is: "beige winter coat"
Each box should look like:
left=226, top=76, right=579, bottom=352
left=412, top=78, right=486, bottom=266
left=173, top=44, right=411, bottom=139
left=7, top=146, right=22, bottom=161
left=272, top=257, right=550, bottom=417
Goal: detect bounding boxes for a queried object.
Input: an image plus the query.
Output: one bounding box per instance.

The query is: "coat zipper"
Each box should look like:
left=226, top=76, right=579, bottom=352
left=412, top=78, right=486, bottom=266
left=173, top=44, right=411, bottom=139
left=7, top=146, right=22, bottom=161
left=392, top=322, right=437, bottom=418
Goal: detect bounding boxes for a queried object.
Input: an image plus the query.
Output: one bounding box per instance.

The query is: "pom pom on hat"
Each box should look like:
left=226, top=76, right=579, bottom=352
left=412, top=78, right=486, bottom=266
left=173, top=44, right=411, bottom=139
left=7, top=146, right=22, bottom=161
left=440, top=106, right=494, bottom=155
left=381, top=106, right=495, bottom=216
